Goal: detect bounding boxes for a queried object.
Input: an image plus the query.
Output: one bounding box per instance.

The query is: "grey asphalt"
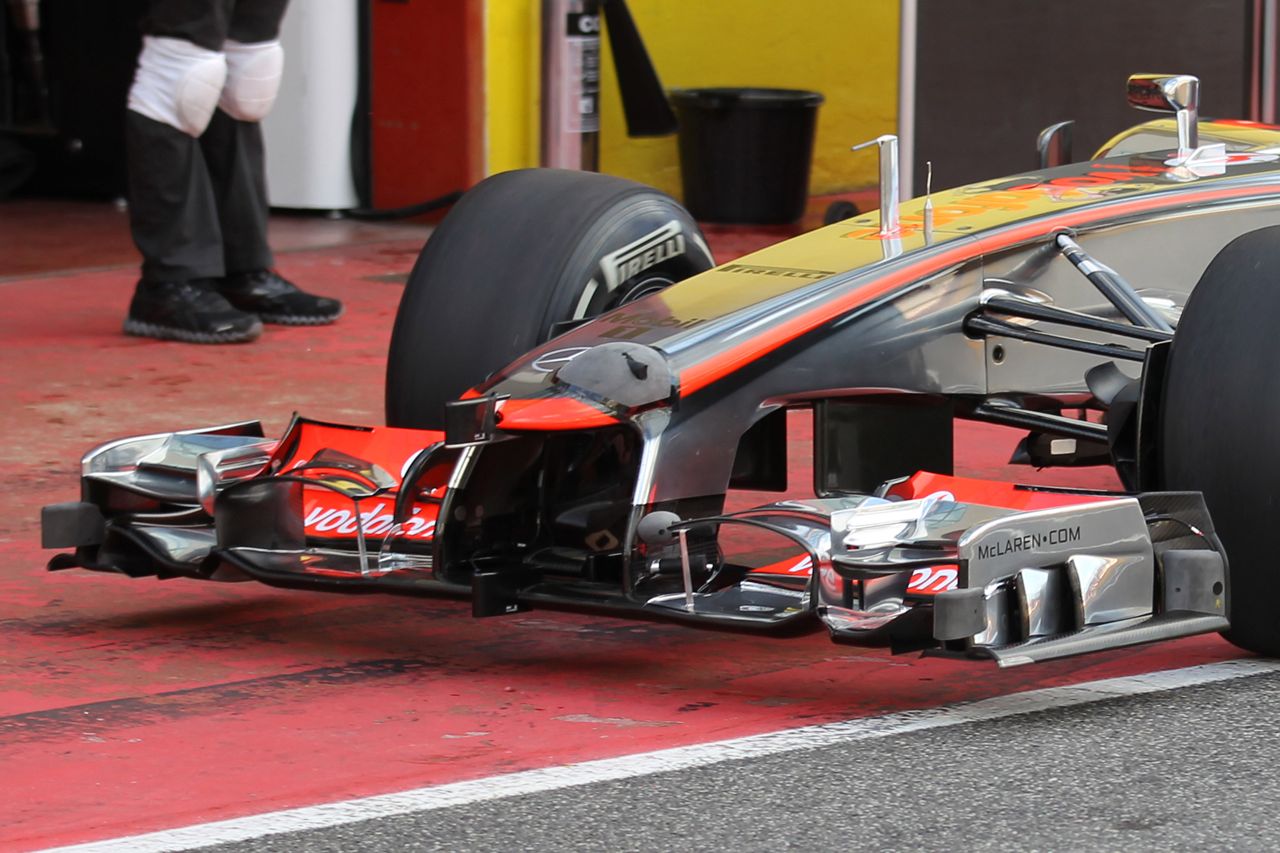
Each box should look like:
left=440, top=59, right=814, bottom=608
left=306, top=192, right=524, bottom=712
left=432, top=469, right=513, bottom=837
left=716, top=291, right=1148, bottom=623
left=209, top=672, right=1280, bottom=853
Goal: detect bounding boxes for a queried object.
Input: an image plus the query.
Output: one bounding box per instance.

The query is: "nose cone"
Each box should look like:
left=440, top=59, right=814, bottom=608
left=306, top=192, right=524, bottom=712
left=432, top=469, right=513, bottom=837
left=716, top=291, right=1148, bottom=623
left=553, top=342, right=676, bottom=411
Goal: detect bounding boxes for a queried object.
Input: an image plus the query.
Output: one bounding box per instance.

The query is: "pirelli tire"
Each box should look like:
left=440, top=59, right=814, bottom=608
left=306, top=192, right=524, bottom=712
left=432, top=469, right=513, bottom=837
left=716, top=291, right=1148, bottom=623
left=1160, top=224, right=1280, bottom=656
left=385, top=168, right=715, bottom=430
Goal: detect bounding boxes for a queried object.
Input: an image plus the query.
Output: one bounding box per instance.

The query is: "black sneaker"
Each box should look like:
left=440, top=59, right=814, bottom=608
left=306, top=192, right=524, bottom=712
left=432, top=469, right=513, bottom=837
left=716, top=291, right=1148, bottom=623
left=216, top=269, right=343, bottom=325
left=123, top=280, right=263, bottom=344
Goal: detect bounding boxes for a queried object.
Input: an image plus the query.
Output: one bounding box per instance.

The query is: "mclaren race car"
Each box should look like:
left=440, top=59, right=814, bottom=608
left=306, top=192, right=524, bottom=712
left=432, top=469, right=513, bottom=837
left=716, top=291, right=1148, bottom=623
left=41, top=74, right=1280, bottom=665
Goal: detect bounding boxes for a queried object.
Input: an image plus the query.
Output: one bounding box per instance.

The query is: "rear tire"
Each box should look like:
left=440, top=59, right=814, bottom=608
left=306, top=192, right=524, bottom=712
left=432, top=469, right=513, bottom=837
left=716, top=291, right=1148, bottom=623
left=1160, top=224, right=1280, bottom=655
left=385, top=169, right=714, bottom=429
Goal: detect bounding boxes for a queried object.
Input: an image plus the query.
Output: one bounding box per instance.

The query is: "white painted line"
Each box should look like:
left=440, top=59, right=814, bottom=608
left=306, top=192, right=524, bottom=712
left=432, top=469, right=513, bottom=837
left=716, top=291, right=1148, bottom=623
left=41, top=658, right=1280, bottom=853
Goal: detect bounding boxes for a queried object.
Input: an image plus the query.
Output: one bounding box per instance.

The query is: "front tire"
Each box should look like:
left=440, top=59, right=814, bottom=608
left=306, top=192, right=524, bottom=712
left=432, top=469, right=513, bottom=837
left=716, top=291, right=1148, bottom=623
left=385, top=169, right=713, bottom=430
left=1160, top=224, right=1280, bottom=655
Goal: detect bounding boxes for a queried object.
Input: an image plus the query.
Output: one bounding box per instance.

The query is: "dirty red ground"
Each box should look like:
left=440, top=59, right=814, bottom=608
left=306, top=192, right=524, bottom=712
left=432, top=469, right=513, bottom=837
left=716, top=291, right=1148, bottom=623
left=0, top=206, right=1245, bottom=851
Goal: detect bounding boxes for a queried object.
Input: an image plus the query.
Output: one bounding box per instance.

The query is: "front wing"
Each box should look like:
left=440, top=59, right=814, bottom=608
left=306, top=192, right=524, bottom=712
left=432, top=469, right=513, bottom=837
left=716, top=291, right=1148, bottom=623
left=41, top=416, right=1229, bottom=667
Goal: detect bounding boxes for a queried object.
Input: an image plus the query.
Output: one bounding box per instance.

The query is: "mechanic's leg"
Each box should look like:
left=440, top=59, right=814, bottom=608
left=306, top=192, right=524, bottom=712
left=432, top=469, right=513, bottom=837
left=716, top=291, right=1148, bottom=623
left=123, top=0, right=262, bottom=343
left=125, top=110, right=222, bottom=284
left=208, top=0, right=342, bottom=325
left=202, top=0, right=285, bottom=275
left=126, top=33, right=226, bottom=283
left=200, top=109, right=272, bottom=275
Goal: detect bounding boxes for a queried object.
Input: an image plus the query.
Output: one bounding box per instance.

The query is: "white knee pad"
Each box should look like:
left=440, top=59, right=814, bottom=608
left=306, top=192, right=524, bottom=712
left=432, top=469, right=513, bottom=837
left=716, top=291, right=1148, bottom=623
left=219, top=39, right=284, bottom=123
left=128, top=36, right=227, bottom=137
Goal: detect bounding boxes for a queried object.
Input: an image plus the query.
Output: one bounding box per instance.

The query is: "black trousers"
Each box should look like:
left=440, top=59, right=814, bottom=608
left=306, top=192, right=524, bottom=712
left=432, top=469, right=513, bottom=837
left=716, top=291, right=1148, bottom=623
left=128, top=0, right=291, bottom=283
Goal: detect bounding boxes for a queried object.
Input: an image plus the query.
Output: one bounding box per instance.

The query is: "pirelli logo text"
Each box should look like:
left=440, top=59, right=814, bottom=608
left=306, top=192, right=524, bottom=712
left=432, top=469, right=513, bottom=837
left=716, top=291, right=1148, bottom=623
left=974, top=526, right=1082, bottom=560
left=719, top=263, right=835, bottom=280
left=600, top=220, right=686, bottom=291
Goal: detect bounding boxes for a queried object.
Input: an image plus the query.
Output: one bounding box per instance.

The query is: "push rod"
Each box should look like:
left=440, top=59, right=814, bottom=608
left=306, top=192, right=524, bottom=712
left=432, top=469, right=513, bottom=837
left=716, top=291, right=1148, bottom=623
left=1055, top=234, right=1174, bottom=333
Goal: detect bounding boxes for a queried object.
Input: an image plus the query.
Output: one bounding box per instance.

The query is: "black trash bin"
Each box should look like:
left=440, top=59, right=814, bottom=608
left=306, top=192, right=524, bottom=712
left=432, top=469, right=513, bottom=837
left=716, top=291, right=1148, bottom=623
left=669, top=87, right=824, bottom=225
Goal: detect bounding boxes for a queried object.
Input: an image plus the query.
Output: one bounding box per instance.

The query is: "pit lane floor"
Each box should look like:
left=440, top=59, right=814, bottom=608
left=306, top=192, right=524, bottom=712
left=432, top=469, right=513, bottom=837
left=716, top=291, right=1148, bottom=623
left=70, top=662, right=1280, bottom=853
left=0, top=200, right=1257, bottom=852
left=196, top=666, right=1280, bottom=853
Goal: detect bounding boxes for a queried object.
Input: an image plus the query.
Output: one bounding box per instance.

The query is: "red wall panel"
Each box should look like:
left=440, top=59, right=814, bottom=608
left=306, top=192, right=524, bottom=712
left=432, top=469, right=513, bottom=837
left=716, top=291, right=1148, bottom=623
left=369, top=0, right=485, bottom=211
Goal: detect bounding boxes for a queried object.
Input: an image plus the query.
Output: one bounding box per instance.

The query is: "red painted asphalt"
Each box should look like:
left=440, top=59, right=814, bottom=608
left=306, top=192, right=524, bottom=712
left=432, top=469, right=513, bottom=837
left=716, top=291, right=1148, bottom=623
left=0, top=235, right=1245, bottom=851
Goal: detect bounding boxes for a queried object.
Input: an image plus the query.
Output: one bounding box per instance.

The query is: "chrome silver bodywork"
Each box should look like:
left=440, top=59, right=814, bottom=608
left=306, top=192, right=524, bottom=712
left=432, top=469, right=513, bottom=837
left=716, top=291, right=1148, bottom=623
left=82, top=421, right=269, bottom=506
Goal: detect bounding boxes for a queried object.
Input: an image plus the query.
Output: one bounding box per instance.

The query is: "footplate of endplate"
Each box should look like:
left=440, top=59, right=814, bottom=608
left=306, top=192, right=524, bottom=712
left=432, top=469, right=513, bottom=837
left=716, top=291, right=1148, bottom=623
left=933, top=496, right=1229, bottom=666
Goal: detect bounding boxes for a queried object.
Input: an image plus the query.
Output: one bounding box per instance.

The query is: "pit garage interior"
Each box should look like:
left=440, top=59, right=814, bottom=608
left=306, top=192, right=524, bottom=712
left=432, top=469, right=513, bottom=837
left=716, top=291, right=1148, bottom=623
left=3, top=2, right=1280, bottom=850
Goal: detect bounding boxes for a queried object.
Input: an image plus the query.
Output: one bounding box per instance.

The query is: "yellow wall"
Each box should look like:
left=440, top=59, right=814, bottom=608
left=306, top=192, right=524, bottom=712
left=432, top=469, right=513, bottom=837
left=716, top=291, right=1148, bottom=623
left=483, top=1, right=542, bottom=175
left=484, top=1, right=898, bottom=197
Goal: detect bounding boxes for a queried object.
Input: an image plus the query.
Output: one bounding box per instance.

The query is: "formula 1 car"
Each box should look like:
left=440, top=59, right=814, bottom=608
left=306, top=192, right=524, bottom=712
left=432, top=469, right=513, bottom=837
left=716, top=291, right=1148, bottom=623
left=42, top=74, right=1280, bottom=665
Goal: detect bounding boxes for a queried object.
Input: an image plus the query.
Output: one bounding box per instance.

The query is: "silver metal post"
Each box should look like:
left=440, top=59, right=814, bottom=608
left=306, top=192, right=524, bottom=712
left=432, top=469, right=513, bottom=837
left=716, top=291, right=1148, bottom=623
left=852, top=134, right=900, bottom=235
left=1175, top=104, right=1199, bottom=158
left=540, top=0, right=601, bottom=170
left=354, top=498, right=370, bottom=576
left=922, top=161, right=933, bottom=244
left=1266, top=0, right=1278, bottom=124
left=897, top=0, right=917, bottom=200
left=677, top=528, right=694, bottom=612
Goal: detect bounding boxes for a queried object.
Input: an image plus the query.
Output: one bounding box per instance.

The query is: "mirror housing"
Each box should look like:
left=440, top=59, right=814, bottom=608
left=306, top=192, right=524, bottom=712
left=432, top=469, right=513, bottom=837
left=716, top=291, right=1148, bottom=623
left=1037, top=120, right=1074, bottom=169
left=1126, top=73, right=1199, bottom=156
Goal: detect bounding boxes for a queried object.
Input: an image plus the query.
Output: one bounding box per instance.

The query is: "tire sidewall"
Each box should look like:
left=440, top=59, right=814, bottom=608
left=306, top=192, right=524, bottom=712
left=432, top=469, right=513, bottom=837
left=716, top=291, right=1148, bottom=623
left=385, top=170, right=714, bottom=429
left=541, top=192, right=712, bottom=335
